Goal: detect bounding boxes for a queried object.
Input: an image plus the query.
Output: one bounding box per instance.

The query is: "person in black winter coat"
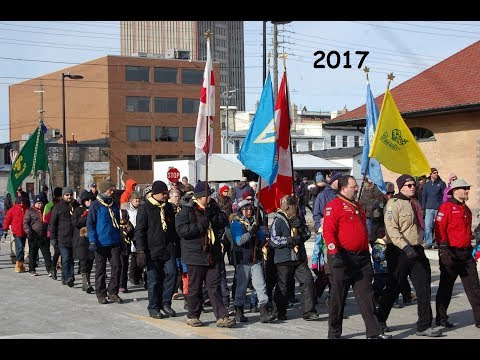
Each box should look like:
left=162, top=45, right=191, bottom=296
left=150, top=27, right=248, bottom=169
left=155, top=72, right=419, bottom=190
left=118, top=209, right=134, bottom=294
left=48, top=187, right=79, bottom=287
left=175, top=181, right=236, bottom=328
left=135, top=180, right=179, bottom=319
left=72, top=190, right=96, bottom=293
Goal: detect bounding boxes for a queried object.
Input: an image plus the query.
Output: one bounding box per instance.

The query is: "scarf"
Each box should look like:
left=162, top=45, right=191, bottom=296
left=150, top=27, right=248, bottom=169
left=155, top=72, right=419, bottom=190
left=277, top=209, right=298, bottom=253
left=410, top=199, right=425, bottom=230
left=148, top=196, right=167, bottom=232
left=193, top=197, right=215, bottom=245
left=69, top=203, right=74, bottom=216
left=120, top=222, right=133, bottom=244
left=96, top=196, right=119, bottom=229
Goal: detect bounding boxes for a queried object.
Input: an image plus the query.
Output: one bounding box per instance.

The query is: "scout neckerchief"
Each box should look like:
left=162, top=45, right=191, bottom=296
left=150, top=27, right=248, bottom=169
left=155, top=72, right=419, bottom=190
left=193, top=196, right=215, bottom=244
left=148, top=196, right=167, bottom=231
left=276, top=209, right=299, bottom=253
left=69, top=203, right=74, bottom=216
left=120, top=221, right=133, bottom=244
left=96, top=195, right=119, bottom=229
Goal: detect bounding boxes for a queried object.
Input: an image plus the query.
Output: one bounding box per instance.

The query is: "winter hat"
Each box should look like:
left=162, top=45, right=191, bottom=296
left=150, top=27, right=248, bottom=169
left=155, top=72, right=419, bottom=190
left=62, top=187, right=74, bottom=196
left=430, top=168, right=438, bottom=174
left=237, top=199, right=253, bottom=213
left=53, top=187, right=63, bottom=198
left=194, top=181, right=211, bottom=198
left=242, top=189, right=255, bottom=200
left=143, top=185, right=152, bottom=197
left=79, top=189, right=94, bottom=205
left=448, top=173, right=457, bottom=182
left=33, top=194, right=43, bottom=204
left=219, top=185, right=230, bottom=195
left=151, top=180, right=168, bottom=195
left=447, top=179, right=471, bottom=195
left=315, top=172, right=325, bottom=183
left=15, top=196, right=24, bottom=204
left=97, top=180, right=115, bottom=194
left=396, top=174, right=415, bottom=190
left=328, top=171, right=342, bottom=185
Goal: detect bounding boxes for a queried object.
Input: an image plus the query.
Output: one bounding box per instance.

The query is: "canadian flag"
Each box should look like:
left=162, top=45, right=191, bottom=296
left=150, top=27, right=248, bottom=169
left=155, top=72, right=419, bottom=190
left=258, top=72, right=294, bottom=213
left=195, top=36, right=215, bottom=165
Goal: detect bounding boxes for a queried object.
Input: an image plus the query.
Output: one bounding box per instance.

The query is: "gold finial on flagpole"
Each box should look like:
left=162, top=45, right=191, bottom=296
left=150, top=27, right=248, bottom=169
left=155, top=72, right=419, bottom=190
left=204, top=30, right=213, bottom=40
left=387, top=72, right=395, bottom=89
left=280, top=50, right=287, bottom=70
left=363, top=66, right=370, bottom=82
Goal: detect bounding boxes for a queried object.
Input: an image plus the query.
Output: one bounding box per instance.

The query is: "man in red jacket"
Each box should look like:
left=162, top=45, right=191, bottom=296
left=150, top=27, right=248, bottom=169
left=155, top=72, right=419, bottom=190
left=434, top=178, right=480, bottom=329
left=323, top=175, right=390, bottom=339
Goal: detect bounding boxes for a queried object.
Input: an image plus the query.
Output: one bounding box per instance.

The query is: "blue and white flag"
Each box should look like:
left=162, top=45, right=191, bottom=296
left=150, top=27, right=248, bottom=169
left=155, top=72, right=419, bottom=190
left=361, top=82, right=386, bottom=193
left=237, top=72, right=277, bottom=185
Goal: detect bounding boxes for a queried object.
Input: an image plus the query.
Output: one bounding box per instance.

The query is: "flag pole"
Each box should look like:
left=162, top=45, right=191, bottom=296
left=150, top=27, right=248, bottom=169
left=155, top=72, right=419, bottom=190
left=204, top=30, right=213, bottom=198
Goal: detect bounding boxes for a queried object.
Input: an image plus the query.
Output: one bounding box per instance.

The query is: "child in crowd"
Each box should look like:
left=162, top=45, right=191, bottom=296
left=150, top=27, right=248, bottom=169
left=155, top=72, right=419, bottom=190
left=119, top=209, right=134, bottom=293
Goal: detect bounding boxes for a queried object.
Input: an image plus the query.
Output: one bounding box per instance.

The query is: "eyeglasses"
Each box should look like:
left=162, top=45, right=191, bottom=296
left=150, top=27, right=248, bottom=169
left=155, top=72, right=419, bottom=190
left=64, top=194, right=73, bottom=196
left=432, top=172, right=438, bottom=175
left=403, top=183, right=416, bottom=188
left=386, top=191, right=394, bottom=195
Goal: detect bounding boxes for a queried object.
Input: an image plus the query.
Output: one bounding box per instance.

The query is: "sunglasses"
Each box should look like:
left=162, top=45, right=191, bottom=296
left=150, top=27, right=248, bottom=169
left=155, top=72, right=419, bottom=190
left=386, top=191, right=394, bottom=195
left=458, top=187, right=470, bottom=191
left=403, top=183, right=416, bottom=188
left=432, top=172, right=438, bottom=175
left=64, top=193, right=73, bottom=196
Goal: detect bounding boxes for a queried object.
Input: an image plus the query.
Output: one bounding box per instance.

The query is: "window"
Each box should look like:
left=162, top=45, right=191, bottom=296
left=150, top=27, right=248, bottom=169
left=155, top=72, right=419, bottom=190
left=181, top=69, right=203, bottom=85
left=127, top=155, right=152, bottom=170
left=182, top=127, right=195, bottom=142
left=342, top=136, right=348, bottom=148
left=234, top=140, right=240, bottom=153
left=292, top=140, right=297, bottom=153
left=410, top=127, right=435, bottom=141
left=331, top=135, right=336, bottom=148
left=182, top=98, right=200, bottom=114
left=125, top=66, right=150, bottom=82
left=354, top=136, right=360, bottom=147
left=154, top=67, right=177, bottom=83
left=154, top=98, right=178, bottom=113
left=127, top=126, right=151, bottom=142
left=308, top=141, right=313, bottom=152
left=126, top=96, right=150, bottom=112
left=155, top=127, right=179, bottom=142
left=155, top=155, right=180, bottom=160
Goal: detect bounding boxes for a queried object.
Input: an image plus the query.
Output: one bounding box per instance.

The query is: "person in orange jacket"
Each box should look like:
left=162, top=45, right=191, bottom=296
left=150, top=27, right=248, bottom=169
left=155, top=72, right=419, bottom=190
left=120, top=179, right=137, bottom=206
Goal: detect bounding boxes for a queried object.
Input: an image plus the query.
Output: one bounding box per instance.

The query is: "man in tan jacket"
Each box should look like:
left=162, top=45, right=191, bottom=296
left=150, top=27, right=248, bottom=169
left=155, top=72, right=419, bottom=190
left=376, top=174, right=442, bottom=337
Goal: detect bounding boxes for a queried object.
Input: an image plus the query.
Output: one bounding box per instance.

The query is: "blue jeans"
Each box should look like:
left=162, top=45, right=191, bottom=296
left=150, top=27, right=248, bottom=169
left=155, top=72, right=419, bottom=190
left=424, top=209, right=437, bottom=247
left=146, top=258, right=166, bottom=311
left=162, top=256, right=178, bottom=307
left=14, top=236, right=26, bottom=261
left=59, top=246, right=74, bottom=282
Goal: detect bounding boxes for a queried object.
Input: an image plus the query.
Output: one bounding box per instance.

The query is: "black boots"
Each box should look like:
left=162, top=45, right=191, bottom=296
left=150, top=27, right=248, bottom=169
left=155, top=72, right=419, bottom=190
left=51, top=268, right=57, bottom=280
left=234, top=306, right=248, bottom=323
left=82, top=272, right=94, bottom=293
left=259, top=304, right=275, bottom=323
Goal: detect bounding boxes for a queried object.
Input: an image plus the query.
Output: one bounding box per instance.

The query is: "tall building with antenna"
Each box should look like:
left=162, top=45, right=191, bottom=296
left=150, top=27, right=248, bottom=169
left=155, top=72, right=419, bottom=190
left=120, top=21, right=245, bottom=110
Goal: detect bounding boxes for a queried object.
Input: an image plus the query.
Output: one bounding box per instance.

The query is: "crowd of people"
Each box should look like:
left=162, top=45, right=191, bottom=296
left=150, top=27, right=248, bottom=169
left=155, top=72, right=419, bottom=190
left=2, top=169, right=480, bottom=338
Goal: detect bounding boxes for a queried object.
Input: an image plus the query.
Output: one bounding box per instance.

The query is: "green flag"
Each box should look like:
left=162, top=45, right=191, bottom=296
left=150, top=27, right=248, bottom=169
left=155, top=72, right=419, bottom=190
left=7, top=122, right=49, bottom=199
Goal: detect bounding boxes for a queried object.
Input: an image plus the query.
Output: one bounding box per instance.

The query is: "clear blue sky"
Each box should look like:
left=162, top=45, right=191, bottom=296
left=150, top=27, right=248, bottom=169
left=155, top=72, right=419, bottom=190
left=0, top=21, right=478, bottom=143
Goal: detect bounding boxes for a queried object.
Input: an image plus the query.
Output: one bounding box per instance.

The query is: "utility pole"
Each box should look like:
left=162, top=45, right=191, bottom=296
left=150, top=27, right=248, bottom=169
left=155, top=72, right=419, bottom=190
left=273, top=24, right=279, bottom=101
left=34, top=83, right=46, bottom=195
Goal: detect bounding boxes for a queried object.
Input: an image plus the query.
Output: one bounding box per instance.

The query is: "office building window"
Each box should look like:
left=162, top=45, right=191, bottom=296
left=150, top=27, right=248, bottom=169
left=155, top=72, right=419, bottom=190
left=126, top=126, right=151, bottom=142
left=331, top=135, right=336, bottom=147
left=182, top=98, right=200, bottom=114
left=234, top=140, right=240, bottom=153
left=154, top=98, right=178, bottom=113
left=354, top=136, right=360, bottom=147
left=183, top=127, right=195, bottom=142
left=154, top=67, right=177, bottom=83
left=155, top=127, right=179, bottom=142
left=125, top=66, right=150, bottom=82
left=181, top=69, right=203, bottom=85
left=127, top=155, right=152, bottom=170
left=342, top=136, right=348, bottom=148
left=126, top=96, right=150, bottom=112
left=308, top=140, right=313, bottom=151
left=292, top=140, right=297, bottom=153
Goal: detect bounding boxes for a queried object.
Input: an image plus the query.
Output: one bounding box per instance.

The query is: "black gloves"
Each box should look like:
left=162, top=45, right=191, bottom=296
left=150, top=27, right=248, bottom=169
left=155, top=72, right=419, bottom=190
left=287, top=234, right=302, bottom=247
left=88, top=242, right=97, bottom=252
left=289, top=217, right=302, bottom=229
left=438, top=243, right=454, bottom=267
left=328, top=253, right=345, bottom=268
left=299, top=225, right=312, bottom=241
left=249, top=224, right=260, bottom=236
left=403, top=244, right=418, bottom=260
left=197, top=215, right=210, bottom=232
left=136, top=251, right=146, bottom=269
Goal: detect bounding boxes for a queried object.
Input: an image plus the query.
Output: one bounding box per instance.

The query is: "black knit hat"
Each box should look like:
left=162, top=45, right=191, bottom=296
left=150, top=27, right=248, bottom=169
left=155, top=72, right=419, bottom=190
left=329, top=171, right=343, bottom=185
left=53, top=187, right=63, bottom=198
left=396, top=174, right=415, bottom=190
left=194, top=181, right=211, bottom=198
left=33, top=194, right=43, bottom=204
left=151, top=180, right=168, bottom=195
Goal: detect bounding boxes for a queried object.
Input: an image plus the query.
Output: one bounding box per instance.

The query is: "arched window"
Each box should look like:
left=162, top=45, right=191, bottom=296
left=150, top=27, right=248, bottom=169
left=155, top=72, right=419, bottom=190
left=410, top=127, right=435, bottom=141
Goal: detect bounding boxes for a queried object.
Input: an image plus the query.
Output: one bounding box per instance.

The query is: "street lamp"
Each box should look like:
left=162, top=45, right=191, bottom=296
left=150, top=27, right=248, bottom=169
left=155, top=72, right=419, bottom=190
left=221, top=88, right=237, bottom=154
left=62, top=72, right=83, bottom=187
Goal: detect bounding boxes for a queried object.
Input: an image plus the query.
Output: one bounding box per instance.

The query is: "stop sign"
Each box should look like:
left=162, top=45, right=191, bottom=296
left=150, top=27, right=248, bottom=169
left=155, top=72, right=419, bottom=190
left=167, top=168, right=181, bottom=182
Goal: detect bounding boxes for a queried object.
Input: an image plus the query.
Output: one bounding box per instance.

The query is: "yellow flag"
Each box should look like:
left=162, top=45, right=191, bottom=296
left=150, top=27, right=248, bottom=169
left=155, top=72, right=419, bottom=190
left=369, top=89, right=430, bottom=177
